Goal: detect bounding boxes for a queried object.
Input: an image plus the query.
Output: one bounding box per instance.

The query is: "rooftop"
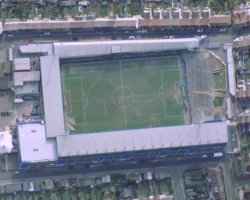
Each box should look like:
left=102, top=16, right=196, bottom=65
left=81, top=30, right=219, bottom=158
left=14, top=58, right=31, bottom=71
left=4, top=18, right=139, bottom=31
left=17, top=123, right=57, bottom=163
left=233, top=36, right=250, bottom=48
left=13, top=71, right=40, bottom=86
left=19, top=43, right=53, bottom=55
left=40, top=55, right=65, bottom=138
left=226, top=46, right=236, bottom=96
left=54, top=38, right=200, bottom=58
left=56, top=121, right=228, bottom=157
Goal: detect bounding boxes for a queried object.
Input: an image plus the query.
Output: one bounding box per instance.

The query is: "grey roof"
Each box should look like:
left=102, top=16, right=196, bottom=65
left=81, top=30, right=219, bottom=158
left=14, top=58, right=31, bottom=71
left=13, top=71, right=40, bottom=86
left=54, top=38, right=200, bottom=58
left=14, top=82, right=39, bottom=95
left=18, top=39, right=199, bottom=59
left=0, top=22, right=2, bottom=34
left=40, top=55, right=65, bottom=138
left=4, top=18, right=138, bottom=31
left=17, top=123, right=57, bottom=163
left=226, top=46, right=236, bottom=96
left=19, top=43, right=53, bottom=55
left=56, top=121, right=228, bottom=157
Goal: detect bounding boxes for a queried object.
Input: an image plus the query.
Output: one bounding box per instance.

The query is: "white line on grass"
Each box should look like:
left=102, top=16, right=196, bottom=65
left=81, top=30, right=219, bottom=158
left=121, top=55, right=179, bottom=64
left=120, top=61, right=127, bottom=129
left=160, top=70, right=167, bottom=119
left=87, top=70, right=105, bottom=93
left=80, top=77, right=86, bottom=125
left=64, top=76, right=83, bottom=81
left=160, top=69, right=180, bottom=73
left=64, top=90, right=72, bottom=114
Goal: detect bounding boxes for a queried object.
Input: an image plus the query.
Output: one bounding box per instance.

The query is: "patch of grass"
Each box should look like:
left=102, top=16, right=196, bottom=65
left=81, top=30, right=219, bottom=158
left=113, top=3, right=123, bottom=16
left=159, top=180, right=172, bottom=194
left=61, top=189, right=71, bottom=200
left=188, top=0, right=208, bottom=8
left=40, top=7, right=50, bottom=19
left=67, top=6, right=78, bottom=17
left=213, top=96, right=224, bottom=107
left=98, top=5, right=109, bottom=17
left=127, top=2, right=141, bottom=16
left=62, top=56, right=184, bottom=134
left=213, top=72, right=226, bottom=90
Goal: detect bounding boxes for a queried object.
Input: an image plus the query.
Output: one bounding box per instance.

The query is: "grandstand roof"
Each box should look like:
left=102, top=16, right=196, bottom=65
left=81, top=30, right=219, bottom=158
left=40, top=55, right=65, bottom=138
left=56, top=121, right=228, bottom=157
left=54, top=38, right=200, bottom=58
left=18, top=123, right=57, bottom=163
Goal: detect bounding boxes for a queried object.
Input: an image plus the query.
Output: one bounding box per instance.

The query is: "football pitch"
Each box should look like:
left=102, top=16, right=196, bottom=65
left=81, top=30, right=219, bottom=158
left=61, top=56, right=185, bottom=134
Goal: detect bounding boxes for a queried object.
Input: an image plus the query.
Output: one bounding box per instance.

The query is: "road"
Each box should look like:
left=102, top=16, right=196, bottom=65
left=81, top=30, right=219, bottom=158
left=170, top=167, right=186, bottom=200
left=0, top=27, right=231, bottom=42
left=220, top=156, right=238, bottom=200
left=0, top=157, right=228, bottom=200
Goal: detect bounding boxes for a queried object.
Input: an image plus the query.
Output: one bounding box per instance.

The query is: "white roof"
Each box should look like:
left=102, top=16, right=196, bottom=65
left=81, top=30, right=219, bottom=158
left=54, top=38, right=200, bottom=58
left=13, top=71, right=40, bottom=86
left=18, top=39, right=199, bottom=59
left=19, top=43, right=53, bottom=55
left=0, top=131, right=13, bottom=154
left=18, top=123, right=57, bottom=163
left=0, top=21, right=2, bottom=35
left=226, top=46, right=236, bottom=96
left=40, top=55, right=65, bottom=138
left=56, top=121, right=228, bottom=157
left=14, top=58, right=31, bottom=71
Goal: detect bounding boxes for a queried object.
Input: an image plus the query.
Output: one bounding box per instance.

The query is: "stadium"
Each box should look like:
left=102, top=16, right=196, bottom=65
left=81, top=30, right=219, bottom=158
left=16, top=38, right=228, bottom=169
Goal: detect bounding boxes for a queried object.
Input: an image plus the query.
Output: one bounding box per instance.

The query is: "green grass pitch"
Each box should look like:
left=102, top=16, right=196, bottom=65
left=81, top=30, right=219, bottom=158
left=61, top=56, right=184, bottom=134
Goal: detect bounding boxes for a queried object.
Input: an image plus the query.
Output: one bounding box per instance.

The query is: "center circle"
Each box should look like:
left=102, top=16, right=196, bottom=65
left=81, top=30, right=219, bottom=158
left=112, top=86, right=134, bottom=108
